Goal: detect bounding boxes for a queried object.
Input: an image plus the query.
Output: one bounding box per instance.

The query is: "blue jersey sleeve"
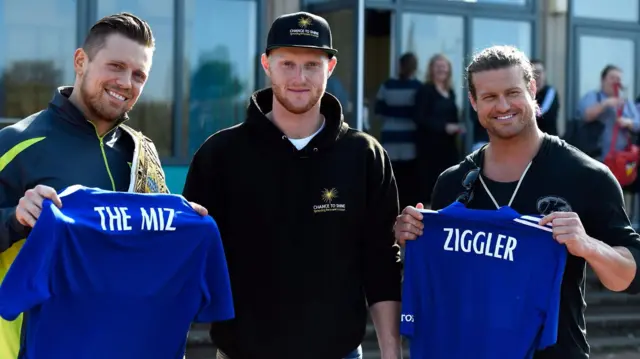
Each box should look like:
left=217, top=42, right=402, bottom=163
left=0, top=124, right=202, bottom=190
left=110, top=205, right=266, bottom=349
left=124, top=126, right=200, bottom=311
left=0, top=200, right=60, bottom=321
left=538, top=246, right=568, bottom=349
left=400, top=241, right=417, bottom=338
left=195, top=219, right=234, bottom=323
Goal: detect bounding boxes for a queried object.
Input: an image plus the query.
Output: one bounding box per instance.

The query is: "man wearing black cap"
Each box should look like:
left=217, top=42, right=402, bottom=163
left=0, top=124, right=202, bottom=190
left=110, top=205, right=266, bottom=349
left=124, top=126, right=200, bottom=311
left=183, top=11, right=402, bottom=359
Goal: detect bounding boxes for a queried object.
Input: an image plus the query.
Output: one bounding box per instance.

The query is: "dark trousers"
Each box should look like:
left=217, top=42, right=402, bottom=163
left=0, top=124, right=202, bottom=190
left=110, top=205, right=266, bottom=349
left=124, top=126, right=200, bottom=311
left=416, top=141, right=460, bottom=205
left=392, top=159, right=418, bottom=209
left=216, top=346, right=363, bottom=359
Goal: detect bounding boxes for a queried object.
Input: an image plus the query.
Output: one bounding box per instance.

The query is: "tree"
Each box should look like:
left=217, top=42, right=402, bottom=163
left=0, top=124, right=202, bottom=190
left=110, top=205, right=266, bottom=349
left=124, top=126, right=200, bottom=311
left=189, top=46, right=244, bottom=101
left=1, top=60, right=63, bottom=119
left=187, top=45, right=247, bottom=155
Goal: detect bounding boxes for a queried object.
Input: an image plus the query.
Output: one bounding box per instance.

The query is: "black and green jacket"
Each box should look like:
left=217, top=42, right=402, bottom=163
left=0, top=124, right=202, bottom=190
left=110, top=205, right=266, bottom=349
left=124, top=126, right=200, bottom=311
left=0, top=86, right=168, bottom=267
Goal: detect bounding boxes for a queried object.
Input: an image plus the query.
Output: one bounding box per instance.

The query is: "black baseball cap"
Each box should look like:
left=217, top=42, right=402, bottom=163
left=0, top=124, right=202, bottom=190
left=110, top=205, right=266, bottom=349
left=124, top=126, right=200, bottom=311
left=266, top=11, right=338, bottom=56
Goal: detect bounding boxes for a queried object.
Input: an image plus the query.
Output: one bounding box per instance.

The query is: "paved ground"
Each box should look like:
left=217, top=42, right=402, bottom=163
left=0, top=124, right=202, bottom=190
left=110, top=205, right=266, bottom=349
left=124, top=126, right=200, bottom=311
left=186, top=346, right=216, bottom=358
left=185, top=345, right=640, bottom=359
left=591, top=353, right=640, bottom=359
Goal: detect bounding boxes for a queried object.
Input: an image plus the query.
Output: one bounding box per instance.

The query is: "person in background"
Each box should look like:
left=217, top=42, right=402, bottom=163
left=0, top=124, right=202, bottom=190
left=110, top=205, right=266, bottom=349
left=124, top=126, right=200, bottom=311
left=577, top=64, right=640, bottom=162
left=531, top=59, right=559, bottom=136
left=375, top=53, right=422, bottom=209
left=413, top=53, right=464, bottom=206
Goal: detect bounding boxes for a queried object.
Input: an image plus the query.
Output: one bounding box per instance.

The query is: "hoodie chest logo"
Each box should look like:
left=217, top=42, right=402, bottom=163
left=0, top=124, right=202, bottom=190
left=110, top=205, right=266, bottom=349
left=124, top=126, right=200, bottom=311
left=313, top=188, right=347, bottom=214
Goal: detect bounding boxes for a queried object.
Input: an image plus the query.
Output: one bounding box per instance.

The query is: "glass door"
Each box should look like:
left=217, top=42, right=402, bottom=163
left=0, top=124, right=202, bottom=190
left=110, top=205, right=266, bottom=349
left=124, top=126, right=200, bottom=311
left=572, top=27, right=637, bottom=112
left=400, top=13, right=465, bottom=110
left=306, top=1, right=365, bottom=130
left=398, top=12, right=467, bottom=150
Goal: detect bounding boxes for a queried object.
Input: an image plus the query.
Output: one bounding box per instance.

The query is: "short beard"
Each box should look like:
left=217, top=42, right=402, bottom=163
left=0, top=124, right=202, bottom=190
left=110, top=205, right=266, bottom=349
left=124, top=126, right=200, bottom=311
left=485, top=100, right=537, bottom=140
left=272, top=85, right=321, bottom=115
left=79, top=74, right=130, bottom=123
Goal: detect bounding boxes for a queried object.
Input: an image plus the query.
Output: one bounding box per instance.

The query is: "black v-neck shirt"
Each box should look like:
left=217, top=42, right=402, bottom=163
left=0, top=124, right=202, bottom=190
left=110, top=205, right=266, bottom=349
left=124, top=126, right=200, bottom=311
left=430, top=134, right=640, bottom=359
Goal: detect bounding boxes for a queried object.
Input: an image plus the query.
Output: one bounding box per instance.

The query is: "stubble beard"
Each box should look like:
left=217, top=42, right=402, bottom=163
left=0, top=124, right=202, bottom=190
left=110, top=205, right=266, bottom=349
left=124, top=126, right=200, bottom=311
left=489, top=99, right=537, bottom=140
left=272, top=85, right=322, bottom=115
left=79, top=74, right=131, bottom=124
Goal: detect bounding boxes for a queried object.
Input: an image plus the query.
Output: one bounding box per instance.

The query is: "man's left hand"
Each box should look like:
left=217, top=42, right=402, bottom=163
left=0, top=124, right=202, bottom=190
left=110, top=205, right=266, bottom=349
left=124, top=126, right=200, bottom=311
left=539, top=212, right=595, bottom=258
left=189, top=202, right=208, bottom=216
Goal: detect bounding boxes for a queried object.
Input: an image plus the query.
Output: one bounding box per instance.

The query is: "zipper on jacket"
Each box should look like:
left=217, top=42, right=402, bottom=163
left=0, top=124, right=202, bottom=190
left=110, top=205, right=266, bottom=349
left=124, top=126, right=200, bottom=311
left=91, top=124, right=117, bottom=191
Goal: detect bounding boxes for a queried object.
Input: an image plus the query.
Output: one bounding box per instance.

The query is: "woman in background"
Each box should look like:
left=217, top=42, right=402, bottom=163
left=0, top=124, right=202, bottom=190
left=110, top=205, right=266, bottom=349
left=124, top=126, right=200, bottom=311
left=413, top=54, right=464, bottom=206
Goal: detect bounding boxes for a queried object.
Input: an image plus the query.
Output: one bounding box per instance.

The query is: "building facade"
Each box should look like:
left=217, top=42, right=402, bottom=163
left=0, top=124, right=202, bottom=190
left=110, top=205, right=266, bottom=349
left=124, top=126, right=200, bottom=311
left=0, top=0, right=637, bottom=192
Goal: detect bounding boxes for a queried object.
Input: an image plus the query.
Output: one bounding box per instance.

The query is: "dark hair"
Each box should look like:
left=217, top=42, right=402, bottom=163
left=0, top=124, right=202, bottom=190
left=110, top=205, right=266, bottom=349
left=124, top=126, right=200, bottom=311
left=83, top=12, right=155, bottom=60
left=530, top=59, right=544, bottom=66
left=399, top=52, right=417, bottom=68
left=600, top=64, right=621, bottom=80
left=466, top=45, right=534, bottom=99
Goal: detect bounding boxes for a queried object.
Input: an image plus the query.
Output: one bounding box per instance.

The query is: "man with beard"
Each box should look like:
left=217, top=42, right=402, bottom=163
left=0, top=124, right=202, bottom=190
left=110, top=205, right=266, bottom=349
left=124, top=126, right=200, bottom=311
left=393, top=45, right=640, bottom=359
left=0, top=12, right=206, bottom=358
left=182, top=11, right=402, bottom=359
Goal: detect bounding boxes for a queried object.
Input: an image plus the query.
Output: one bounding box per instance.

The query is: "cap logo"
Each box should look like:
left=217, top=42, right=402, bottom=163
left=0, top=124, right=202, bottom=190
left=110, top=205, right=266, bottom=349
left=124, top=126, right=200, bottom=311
left=298, top=16, right=312, bottom=28
left=290, top=16, right=319, bottom=38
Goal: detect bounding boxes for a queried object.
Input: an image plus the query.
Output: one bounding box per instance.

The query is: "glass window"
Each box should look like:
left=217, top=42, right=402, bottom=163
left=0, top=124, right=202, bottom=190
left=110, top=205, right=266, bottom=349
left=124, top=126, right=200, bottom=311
left=185, top=0, right=258, bottom=156
left=0, top=0, right=76, bottom=129
left=401, top=13, right=464, bottom=109
left=577, top=35, right=635, bottom=101
left=306, top=0, right=391, bottom=3
left=573, top=0, right=638, bottom=22
left=471, top=18, right=532, bottom=58
left=317, top=9, right=356, bottom=125
left=447, top=0, right=526, bottom=4
left=98, top=0, right=175, bottom=158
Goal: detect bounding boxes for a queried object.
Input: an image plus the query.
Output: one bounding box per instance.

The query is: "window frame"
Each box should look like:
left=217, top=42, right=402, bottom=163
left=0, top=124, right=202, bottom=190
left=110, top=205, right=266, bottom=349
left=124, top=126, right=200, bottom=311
left=399, top=12, right=466, bottom=111
left=567, top=26, right=639, bottom=122
left=302, top=0, right=533, bottom=9
left=394, top=1, right=538, bottom=152
left=85, top=0, right=264, bottom=165
left=571, top=0, right=640, bottom=23
left=567, top=0, right=640, bottom=122
left=0, top=0, right=80, bottom=129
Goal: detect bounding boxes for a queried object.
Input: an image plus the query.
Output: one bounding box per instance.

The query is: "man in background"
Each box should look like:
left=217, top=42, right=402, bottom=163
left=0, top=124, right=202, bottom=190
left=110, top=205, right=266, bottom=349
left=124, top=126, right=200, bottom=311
left=375, top=53, right=422, bottom=208
left=531, top=59, right=559, bottom=135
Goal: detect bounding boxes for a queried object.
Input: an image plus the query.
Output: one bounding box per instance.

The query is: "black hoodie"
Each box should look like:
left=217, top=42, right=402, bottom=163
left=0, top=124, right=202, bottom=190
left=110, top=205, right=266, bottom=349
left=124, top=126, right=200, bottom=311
left=183, top=88, right=402, bottom=359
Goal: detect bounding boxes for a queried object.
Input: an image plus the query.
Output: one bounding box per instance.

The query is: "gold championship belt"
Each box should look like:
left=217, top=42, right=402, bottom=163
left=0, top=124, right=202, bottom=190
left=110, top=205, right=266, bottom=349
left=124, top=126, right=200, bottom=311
left=121, top=125, right=170, bottom=194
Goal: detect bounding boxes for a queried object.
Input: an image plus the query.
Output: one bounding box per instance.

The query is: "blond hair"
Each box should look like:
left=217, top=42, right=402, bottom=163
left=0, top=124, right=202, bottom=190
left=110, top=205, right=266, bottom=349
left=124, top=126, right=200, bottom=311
left=425, top=54, right=453, bottom=91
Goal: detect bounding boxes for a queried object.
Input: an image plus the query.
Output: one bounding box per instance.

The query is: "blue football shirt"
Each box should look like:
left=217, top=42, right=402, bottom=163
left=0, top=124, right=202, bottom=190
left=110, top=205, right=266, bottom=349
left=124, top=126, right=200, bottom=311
left=0, top=185, right=234, bottom=359
left=401, top=201, right=567, bottom=359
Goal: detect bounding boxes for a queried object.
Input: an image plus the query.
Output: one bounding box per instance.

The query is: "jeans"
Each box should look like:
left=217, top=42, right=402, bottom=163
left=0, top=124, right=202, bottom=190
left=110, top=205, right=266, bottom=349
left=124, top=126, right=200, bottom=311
left=216, top=345, right=363, bottom=359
